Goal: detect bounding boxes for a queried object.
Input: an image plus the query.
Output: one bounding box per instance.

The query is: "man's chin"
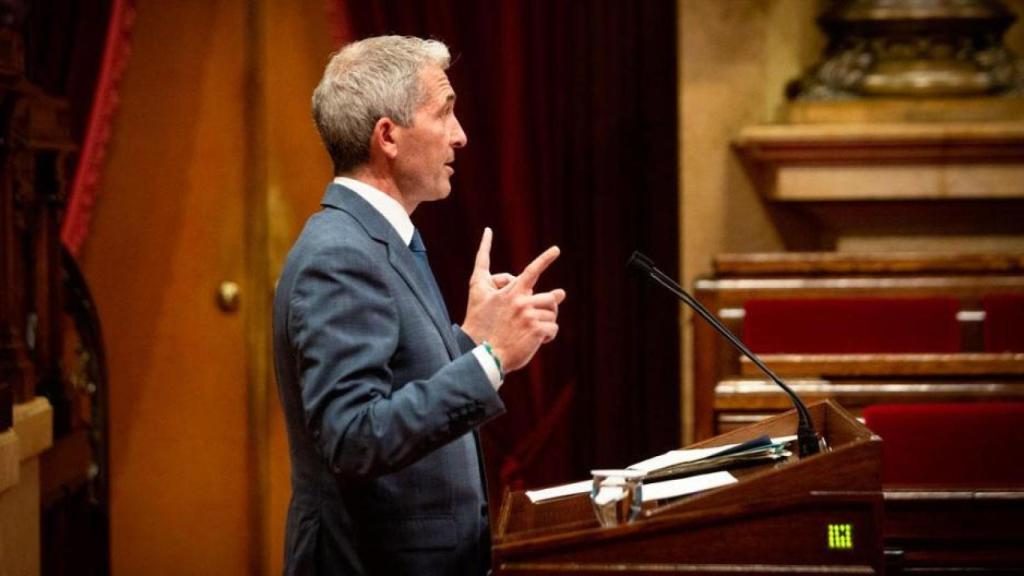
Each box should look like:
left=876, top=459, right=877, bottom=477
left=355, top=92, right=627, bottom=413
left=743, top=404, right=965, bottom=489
left=414, top=184, right=452, bottom=204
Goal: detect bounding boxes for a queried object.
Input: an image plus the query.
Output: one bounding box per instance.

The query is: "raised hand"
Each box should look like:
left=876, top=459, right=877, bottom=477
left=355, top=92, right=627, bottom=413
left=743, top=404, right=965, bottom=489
left=462, top=228, right=566, bottom=373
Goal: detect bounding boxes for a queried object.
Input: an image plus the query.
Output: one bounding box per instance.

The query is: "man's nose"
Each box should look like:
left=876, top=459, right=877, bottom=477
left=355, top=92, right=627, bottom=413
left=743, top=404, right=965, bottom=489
left=451, top=116, right=468, bottom=148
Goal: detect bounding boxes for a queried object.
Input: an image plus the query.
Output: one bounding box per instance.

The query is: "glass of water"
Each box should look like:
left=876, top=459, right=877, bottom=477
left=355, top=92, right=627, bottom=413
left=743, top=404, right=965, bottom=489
left=590, top=469, right=646, bottom=527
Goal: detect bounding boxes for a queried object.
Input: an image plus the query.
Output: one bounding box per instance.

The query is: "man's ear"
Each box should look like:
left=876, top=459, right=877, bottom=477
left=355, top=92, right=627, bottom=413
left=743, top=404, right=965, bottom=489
left=372, top=117, right=400, bottom=160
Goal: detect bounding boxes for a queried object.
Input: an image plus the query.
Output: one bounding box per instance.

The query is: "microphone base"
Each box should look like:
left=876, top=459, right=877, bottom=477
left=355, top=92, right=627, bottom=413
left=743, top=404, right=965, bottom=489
left=797, top=427, right=824, bottom=458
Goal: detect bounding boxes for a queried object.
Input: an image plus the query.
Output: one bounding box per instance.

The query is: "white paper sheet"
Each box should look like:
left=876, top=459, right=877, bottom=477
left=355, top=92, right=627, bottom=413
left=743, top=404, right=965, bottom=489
left=641, top=470, right=737, bottom=502
left=525, top=480, right=592, bottom=503
left=628, top=434, right=797, bottom=473
left=627, top=446, right=731, bottom=473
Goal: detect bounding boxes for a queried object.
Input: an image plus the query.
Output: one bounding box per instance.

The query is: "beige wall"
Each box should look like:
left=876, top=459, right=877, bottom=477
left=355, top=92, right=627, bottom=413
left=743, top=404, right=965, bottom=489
left=678, top=0, right=824, bottom=442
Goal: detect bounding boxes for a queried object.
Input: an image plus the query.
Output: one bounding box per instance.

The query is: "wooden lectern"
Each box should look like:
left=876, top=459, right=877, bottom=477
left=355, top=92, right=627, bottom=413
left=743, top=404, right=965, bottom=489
left=493, top=400, right=884, bottom=575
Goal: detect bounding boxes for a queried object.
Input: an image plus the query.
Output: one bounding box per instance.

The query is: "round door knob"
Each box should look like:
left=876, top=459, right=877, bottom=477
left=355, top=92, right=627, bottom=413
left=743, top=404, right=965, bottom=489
left=217, top=281, right=241, bottom=312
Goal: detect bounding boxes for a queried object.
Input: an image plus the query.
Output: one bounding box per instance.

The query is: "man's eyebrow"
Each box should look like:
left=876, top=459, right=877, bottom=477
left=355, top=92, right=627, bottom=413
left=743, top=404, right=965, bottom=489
left=438, top=92, right=456, bottom=113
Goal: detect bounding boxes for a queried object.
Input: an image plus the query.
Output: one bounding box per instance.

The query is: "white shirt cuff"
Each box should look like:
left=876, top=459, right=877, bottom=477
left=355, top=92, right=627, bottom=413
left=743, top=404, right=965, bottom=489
left=472, top=345, right=503, bottom=390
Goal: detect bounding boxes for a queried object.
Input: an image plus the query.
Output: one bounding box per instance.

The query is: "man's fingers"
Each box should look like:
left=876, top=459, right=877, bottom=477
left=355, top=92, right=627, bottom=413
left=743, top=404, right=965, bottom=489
left=515, top=246, right=560, bottom=291
left=551, top=289, right=566, bottom=305
left=530, top=309, right=557, bottom=323
left=540, top=322, right=559, bottom=344
left=492, top=273, right=515, bottom=289
left=527, top=290, right=565, bottom=311
left=473, top=227, right=493, bottom=274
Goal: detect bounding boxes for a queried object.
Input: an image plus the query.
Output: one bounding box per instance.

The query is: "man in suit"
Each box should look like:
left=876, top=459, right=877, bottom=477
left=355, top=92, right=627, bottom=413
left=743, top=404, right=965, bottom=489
left=273, top=35, right=566, bottom=575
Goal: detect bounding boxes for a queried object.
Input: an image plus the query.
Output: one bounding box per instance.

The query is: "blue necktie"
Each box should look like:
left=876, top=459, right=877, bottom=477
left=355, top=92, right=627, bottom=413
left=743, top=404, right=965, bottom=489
left=412, top=229, right=487, bottom=527
left=409, top=228, right=452, bottom=326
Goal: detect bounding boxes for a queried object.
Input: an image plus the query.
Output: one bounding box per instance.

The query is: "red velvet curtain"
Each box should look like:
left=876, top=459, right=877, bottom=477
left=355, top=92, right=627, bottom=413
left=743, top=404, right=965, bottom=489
left=329, top=0, right=680, bottom=493
left=55, top=0, right=135, bottom=256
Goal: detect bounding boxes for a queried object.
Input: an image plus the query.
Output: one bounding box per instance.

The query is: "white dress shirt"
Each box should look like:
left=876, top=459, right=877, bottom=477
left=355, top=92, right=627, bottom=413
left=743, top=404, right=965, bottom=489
left=335, top=177, right=503, bottom=389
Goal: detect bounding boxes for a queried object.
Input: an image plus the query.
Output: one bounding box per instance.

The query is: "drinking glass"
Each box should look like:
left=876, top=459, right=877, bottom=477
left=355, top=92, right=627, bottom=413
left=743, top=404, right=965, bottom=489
left=590, top=469, right=645, bottom=527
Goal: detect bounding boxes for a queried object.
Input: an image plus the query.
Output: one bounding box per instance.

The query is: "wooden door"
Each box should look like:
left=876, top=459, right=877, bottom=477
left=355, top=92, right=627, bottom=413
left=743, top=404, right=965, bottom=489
left=78, top=0, right=334, bottom=573
left=80, top=1, right=255, bottom=573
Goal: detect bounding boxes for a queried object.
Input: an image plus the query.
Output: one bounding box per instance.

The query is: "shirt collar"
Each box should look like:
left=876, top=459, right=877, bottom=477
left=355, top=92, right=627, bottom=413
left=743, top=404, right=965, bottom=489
left=334, top=176, right=415, bottom=245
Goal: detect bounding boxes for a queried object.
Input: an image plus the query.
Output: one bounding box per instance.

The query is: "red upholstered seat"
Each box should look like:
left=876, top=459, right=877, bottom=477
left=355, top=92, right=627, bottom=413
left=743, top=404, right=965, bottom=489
left=743, top=297, right=961, bottom=354
left=863, top=402, right=1024, bottom=486
left=982, top=293, right=1024, bottom=352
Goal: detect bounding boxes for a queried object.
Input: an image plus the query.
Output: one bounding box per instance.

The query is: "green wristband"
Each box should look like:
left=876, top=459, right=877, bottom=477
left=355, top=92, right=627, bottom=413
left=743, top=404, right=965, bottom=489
left=482, top=341, right=504, bottom=379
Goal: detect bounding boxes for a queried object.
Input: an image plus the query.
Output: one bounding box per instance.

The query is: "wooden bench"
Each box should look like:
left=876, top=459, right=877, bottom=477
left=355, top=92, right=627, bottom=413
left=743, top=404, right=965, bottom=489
left=692, top=252, right=1024, bottom=440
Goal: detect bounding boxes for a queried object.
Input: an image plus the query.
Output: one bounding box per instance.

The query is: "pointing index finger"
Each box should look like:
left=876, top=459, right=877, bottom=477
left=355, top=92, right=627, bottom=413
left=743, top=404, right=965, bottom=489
left=474, top=227, right=493, bottom=274
left=516, top=246, right=560, bottom=291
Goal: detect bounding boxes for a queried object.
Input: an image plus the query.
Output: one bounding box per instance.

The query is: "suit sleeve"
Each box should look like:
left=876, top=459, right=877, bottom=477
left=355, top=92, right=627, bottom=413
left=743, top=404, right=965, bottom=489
left=452, top=325, right=478, bottom=355
left=287, top=244, right=504, bottom=480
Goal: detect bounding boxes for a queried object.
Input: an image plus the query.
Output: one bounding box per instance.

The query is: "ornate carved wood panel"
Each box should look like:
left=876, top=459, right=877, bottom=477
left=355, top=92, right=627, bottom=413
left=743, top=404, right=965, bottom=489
left=1, top=6, right=110, bottom=574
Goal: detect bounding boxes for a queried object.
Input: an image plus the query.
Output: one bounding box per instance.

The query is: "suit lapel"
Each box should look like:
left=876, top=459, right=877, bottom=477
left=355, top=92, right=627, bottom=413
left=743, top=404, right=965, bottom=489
left=323, top=184, right=461, bottom=359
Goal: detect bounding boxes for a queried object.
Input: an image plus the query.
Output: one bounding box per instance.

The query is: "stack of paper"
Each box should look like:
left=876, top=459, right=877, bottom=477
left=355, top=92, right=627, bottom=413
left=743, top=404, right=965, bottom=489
left=524, top=435, right=796, bottom=504
left=641, top=435, right=793, bottom=482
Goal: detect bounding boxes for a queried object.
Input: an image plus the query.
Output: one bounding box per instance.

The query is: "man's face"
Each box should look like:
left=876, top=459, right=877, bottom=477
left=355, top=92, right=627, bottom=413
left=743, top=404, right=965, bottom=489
left=393, top=66, right=468, bottom=207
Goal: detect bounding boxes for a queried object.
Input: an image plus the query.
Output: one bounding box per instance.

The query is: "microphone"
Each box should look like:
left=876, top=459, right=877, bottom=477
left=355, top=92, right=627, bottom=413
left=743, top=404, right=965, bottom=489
left=627, top=251, right=824, bottom=458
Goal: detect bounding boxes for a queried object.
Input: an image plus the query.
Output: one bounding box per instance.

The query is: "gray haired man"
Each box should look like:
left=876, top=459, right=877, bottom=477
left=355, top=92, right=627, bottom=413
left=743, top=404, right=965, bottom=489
left=273, top=35, right=566, bottom=575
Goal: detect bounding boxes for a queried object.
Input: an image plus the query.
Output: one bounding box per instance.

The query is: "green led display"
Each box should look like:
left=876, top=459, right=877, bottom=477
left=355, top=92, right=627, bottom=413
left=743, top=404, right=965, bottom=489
left=828, top=523, right=853, bottom=550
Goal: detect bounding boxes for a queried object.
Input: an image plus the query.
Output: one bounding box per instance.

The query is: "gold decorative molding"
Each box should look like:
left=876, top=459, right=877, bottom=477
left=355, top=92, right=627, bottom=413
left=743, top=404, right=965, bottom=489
left=789, top=0, right=1024, bottom=100
left=738, top=352, right=1024, bottom=377
left=734, top=120, right=1024, bottom=200
left=786, top=97, right=1024, bottom=123
left=713, top=251, right=1024, bottom=275
left=714, top=379, right=1024, bottom=411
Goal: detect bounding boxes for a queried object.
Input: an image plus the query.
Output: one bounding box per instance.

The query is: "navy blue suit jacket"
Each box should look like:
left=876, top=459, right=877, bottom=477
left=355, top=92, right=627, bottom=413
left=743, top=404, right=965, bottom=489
left=273, top=183, right=505, bottom=575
